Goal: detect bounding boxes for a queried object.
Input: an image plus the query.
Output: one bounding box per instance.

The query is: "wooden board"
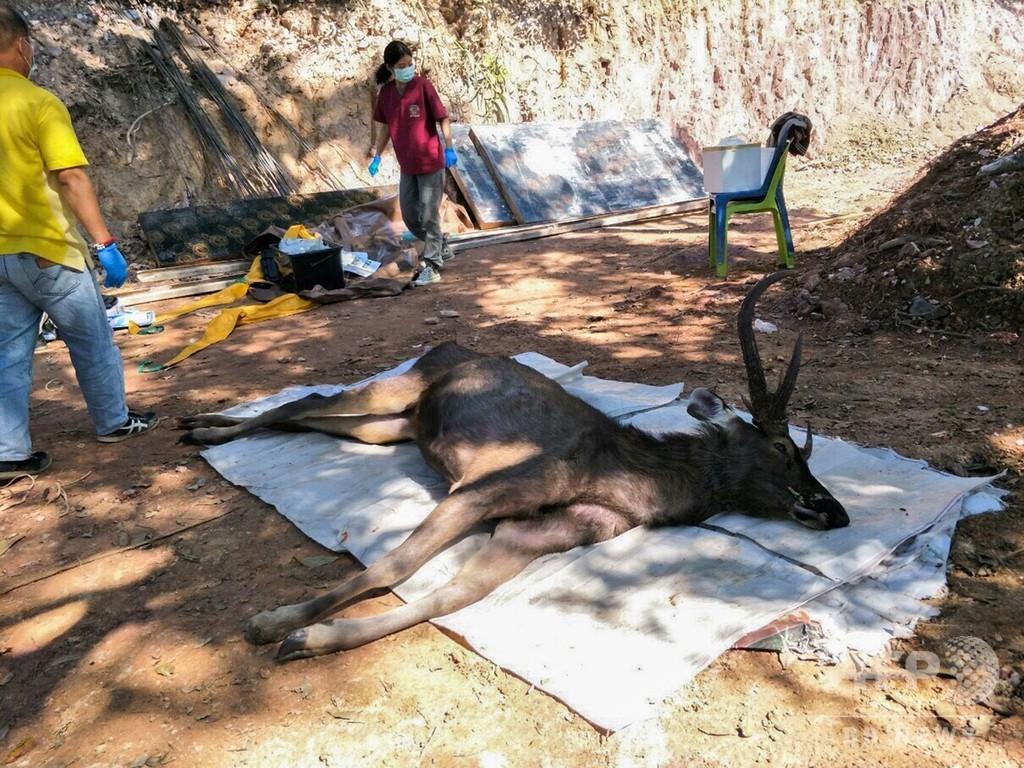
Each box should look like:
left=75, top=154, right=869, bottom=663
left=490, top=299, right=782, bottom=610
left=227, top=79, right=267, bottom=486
left=135, top=259, right=250, bottom=283
left=448, top=198, right=706, bottom=253
left=112, top=278, right=239, bottom=306
left=447, top=124, right=515, bottom=230
left=469, top=119, right=705, bottom=224
left=138, top=188, right=385, bottom=267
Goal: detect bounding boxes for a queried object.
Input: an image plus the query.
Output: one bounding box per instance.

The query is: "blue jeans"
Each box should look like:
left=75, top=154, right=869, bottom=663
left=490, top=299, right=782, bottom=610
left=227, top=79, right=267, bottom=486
left=0, top=253, right=128, bottom=460
left=399, top=168, right=445, bottom=270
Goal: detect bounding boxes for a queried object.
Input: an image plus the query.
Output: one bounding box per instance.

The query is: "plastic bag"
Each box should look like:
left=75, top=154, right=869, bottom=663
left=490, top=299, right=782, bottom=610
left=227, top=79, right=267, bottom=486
left=279, top=224, right=328, bottom=254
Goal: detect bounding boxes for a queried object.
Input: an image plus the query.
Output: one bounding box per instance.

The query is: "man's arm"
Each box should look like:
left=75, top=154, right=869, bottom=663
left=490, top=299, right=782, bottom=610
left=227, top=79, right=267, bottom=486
left=54, top=166, right=113, bottom=245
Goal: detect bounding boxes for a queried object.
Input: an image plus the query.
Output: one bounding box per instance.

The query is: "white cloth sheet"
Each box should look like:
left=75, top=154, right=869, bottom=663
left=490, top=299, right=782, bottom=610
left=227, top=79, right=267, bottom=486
left=201, top=352, right=1003, bottom=730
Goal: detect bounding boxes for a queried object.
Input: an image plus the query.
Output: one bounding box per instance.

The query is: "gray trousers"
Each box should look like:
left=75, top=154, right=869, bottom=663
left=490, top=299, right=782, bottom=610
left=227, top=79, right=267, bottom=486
left=399, top=168, right=445, bottom=270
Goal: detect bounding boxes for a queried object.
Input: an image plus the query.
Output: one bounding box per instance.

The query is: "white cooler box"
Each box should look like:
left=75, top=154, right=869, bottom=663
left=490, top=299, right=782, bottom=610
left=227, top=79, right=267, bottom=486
left=702, top=143, right=775, bottom=194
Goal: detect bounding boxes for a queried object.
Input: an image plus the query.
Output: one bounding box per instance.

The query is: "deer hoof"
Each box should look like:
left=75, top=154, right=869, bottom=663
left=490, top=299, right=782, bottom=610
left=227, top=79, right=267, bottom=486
left=277, top=629, right=323, bottom=661
left=178, top=428, right=228, bottom=446
left=276, top=621, right=350, bottom=660
left=178, top=431, right=204, bottom=445
left=245, top=610, right=294, bottom=645
left=178, top=414, right=238, bottom=429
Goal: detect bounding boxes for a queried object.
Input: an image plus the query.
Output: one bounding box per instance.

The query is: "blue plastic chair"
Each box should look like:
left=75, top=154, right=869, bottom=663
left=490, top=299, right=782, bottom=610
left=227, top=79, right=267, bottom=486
left=707, top=137, right=795, bottom=277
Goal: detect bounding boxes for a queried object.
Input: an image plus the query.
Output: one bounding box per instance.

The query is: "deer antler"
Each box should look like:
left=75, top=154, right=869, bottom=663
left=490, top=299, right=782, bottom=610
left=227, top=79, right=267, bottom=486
left=737, top=272, right=802, bottom=432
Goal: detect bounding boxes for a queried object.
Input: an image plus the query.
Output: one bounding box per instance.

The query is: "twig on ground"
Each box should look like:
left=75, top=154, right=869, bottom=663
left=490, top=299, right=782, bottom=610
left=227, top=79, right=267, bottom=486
left=0, top=474, right=37, bottom=509
left=896, top=321, right=975, bottom=339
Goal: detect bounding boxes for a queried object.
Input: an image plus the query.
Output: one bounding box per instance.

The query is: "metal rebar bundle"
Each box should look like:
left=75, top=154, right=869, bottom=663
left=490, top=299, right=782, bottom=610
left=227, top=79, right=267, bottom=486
left=181, top=18, right=348, bottom=192
left=159, top=18, right=298, bottom=199
left=143, top=27, right=261, bottom=198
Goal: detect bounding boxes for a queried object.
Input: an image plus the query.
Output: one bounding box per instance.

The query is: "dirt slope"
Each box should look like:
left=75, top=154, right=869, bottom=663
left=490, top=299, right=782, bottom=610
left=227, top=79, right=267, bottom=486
left=820, top=105, right=1024, bottom=334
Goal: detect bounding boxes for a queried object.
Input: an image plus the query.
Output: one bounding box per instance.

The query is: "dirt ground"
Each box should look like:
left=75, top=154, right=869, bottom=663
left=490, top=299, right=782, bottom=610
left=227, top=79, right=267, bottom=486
left=2, top=103, right=1024, bottom=766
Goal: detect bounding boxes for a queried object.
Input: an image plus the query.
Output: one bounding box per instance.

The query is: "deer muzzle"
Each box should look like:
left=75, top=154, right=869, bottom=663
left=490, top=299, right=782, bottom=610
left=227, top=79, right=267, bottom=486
left=789, top=487, right=850, bottom=530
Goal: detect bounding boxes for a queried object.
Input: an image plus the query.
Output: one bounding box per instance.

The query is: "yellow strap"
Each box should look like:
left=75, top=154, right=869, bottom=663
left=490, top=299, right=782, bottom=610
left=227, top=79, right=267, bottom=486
left=135, top=255, right=318, bottom=370
left=282, top=224, right=318, bottom=240
left=144, top=256, right=266, bottom=326
left=159, top=292, right=318, bottom=369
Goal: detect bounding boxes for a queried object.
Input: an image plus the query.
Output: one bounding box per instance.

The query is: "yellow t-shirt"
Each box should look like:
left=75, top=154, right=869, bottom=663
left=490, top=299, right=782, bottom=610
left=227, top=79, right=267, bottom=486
left=0, top=67, right=91, bottom=269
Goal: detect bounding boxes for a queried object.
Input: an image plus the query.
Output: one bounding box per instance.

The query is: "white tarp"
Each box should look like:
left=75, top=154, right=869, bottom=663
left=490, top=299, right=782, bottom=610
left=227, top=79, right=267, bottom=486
left=201, top=353, right=1002, bottom=731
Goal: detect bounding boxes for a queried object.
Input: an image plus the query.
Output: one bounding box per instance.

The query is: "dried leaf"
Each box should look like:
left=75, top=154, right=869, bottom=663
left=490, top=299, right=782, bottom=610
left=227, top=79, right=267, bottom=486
left=325, top=706, right=363, bottom=721
left=0, top=534, right=24, bottom=558
left=295, top=554, right=339, bottom=569
left=933, top=699, right=960, bottom=726
left=696, top=723, right=734, bottom=737
left=968, top=714, right=994, bottom=736
left=4, top=736, right=36, bottom=763
left=154, top=661, right=175, bottom=677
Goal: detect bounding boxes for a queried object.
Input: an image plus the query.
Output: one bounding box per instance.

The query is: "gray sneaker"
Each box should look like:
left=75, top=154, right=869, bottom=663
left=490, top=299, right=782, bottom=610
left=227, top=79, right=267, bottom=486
left=441, top=243, right=455, bottom=262
left=412, top=266, right=441, bottom=287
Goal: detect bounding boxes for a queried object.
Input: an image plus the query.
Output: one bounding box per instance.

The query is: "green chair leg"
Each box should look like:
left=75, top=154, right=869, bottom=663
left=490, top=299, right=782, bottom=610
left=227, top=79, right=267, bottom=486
left=716, top=209, right=731, bottom=277
left=771, top=209, right=793, bottom=269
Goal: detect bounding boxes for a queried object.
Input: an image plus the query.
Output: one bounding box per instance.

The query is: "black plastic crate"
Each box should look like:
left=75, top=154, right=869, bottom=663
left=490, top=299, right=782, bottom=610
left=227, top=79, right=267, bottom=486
left=269, top=244, right=346, bottom=293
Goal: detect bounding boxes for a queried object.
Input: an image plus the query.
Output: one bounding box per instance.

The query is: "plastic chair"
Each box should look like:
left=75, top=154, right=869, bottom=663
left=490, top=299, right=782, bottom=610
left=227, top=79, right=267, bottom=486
left=708, top=138, right=795, bottom=277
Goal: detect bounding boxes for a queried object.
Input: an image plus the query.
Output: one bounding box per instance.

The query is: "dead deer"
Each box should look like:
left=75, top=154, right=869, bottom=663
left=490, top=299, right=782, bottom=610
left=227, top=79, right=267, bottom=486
left=179, top=271, right=849, bottom=661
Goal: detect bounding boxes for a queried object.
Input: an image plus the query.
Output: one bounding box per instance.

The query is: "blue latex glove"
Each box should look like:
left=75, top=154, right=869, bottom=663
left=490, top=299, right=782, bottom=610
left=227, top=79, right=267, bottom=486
left=368, top=155, right=381, bottom=177
left=96, top=242, right=127, bottom=288
left=444, top=147, right=458, bottom=168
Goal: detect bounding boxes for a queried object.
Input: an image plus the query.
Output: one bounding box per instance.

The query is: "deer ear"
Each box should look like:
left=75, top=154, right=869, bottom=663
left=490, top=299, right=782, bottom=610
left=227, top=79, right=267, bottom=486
left=686, top=388, right=736, bottom=425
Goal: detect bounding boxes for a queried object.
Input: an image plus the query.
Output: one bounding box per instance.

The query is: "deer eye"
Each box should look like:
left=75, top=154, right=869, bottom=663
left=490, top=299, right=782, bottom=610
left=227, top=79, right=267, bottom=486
left=773, top=441, right=789, bottom=456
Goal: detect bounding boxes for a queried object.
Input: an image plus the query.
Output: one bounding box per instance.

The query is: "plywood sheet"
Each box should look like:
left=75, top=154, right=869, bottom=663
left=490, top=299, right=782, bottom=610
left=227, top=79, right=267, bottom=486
left=469, top=119, right=705, bottom=224
left=138, top=188, right=386, bottom=267
left=448, top=124, right=515, bottom=230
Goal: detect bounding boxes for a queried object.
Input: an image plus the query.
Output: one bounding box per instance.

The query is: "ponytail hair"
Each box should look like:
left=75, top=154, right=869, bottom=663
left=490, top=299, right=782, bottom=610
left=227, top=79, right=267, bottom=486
left=375, top=40, right=414, bottom=86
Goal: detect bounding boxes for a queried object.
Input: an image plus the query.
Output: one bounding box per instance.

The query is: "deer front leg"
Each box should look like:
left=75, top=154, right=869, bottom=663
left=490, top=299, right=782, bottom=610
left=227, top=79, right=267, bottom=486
left=275, top=510, right=596, bottom=660
left=244, top=493, right=486, bottom=645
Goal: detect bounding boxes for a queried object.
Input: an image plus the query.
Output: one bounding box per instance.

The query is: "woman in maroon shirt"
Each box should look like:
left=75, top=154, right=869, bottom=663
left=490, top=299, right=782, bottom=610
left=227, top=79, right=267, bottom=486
left=369, top=41, right=458, bottom=286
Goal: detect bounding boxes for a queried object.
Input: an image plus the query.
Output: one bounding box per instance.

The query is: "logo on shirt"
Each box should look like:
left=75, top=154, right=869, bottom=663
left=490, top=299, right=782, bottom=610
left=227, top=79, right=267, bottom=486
left=407, top=104, right=421, bottom=119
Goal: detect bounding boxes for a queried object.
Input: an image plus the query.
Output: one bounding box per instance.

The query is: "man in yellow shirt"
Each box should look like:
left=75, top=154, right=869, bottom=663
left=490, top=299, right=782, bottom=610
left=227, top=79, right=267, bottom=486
left=0, top=3, right=157, bottom=480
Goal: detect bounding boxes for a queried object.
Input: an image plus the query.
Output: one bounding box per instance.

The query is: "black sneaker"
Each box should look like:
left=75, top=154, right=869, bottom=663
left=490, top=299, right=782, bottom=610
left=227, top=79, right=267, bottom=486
left=0, top=451, right=52, bottom=480
left=97, top=410, right=158, bottom=443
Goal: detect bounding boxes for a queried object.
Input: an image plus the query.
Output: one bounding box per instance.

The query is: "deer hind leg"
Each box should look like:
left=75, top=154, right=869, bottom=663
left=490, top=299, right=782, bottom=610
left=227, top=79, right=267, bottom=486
left=179, top=368, right=434, bottom=446
left=275, top=509, right=600, bottom=660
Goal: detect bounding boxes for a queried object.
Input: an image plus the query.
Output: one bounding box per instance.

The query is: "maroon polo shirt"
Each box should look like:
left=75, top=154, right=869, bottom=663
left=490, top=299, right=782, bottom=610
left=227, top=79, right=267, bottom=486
left=372, top=75, right=448, bottom=176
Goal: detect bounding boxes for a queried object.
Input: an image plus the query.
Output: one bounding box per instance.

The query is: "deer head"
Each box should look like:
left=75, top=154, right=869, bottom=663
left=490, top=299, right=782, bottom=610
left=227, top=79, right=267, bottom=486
left=688, top=272, right=849, bottom=530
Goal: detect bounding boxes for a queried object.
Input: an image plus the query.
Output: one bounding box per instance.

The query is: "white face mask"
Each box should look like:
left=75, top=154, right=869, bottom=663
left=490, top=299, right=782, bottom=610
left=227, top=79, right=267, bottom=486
left=19, top=39, right=37, bottom=80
